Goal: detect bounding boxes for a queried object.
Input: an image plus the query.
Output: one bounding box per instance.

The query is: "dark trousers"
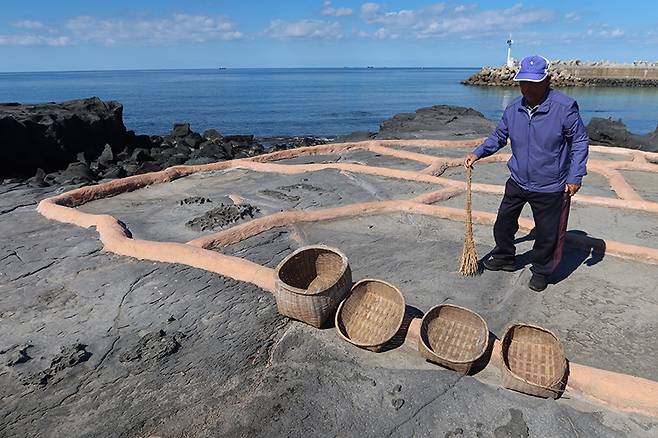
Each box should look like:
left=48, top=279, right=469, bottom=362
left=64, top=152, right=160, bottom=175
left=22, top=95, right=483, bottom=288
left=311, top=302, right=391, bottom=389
left=492, top=178, right=571, bottom=277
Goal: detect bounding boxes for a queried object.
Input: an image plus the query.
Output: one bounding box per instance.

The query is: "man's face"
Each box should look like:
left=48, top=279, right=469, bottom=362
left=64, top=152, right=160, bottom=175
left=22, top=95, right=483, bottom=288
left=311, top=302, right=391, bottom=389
left=519, top=78, right=549, bottom=105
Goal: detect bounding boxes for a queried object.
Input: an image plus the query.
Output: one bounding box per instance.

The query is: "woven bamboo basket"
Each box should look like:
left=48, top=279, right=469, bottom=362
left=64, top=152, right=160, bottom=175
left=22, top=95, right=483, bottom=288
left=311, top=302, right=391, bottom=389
left=335, top=279, right=406, bottom=352
left=500, top=323, right=568, bottom=399
left=418, top=304, right=489, bottom=375
left=274, top=245, right=352, bottom=328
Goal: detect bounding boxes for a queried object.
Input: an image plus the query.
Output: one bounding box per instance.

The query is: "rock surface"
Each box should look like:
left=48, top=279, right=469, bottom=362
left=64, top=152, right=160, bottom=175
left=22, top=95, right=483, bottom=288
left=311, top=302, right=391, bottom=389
left=1, top=104, right=658, bottom=436
left=587, top=117, right=658, bottom=152
left=185, top=203, right=259, bottom=232
left=3, top=141, right=658, bottom=436
left=0, top=97, right=127, bottom=177
left=1, top=97, right=328, bottom=182
left=376, top=105, right=495, bottom=140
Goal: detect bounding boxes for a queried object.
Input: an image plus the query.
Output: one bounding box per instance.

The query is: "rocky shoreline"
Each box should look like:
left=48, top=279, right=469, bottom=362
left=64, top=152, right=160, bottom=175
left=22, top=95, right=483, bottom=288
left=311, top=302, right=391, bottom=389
left=463, top=61, right=658, bottom=87
left=0, top=97, right=328, bottom=186
left=1, top=96, right=657, bottom=189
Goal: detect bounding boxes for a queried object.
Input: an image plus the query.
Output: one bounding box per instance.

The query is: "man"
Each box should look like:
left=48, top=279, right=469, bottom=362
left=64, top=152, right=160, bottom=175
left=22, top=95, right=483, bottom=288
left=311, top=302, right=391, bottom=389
left=464, top=55, right=589, bottom=292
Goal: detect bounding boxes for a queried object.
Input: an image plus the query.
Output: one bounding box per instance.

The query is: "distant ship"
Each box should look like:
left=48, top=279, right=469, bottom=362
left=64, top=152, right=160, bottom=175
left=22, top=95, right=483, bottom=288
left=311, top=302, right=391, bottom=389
left=366, top=66, right=374, bottom=69
left=218, top=67, right=227, bottom=70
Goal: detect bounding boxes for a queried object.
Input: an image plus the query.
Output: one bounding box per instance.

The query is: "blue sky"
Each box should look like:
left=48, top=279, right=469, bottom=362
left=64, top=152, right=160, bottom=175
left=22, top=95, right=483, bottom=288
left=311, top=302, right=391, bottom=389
left=0, top=0, right=655, bottom=71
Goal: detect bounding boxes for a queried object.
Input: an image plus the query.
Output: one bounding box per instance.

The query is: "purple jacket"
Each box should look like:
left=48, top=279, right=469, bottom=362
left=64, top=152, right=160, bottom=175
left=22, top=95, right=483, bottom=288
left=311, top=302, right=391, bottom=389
left=473, top=89, right=589, bottom=193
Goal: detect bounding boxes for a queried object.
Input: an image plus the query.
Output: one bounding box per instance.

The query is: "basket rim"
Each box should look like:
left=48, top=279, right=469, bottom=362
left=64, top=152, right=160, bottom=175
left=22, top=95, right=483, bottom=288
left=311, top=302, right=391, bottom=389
left=275, top=244, right=349, bottom=296
left=419, top=303, right=489, bottom=364
left=501, top=322, right=567, bottom=389
left=335, top=278, right=406, bottom=348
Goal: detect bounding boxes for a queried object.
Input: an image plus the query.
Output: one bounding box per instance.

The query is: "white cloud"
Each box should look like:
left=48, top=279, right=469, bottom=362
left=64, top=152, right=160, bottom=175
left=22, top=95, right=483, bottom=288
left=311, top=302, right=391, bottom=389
left=361, top=3, right=381, bottom=17
left=361, top=3, right=553, bottom=39
left=454, top=4, right=476, bottom=13
left=564, top=12, right=580, bottom=22
left=361, top=3, right=418, bottom=26
left=427, top=3, right=447, bottom=14
left=599, top=28, right=625, bottom=38
left=0, top=34, right=70, bottom=46
left=362, top=2, right=445, bottom=25
left=321, top=1, right=353, bottom=17
left=265, top=19, right=343, bottom=40
left=583, top=24, right=626, bottom=40
left=10, top=20, right=44, bottom=29
left=63, top=14, right=243, bottom=46
left=352, top=28, right=370, bottom=38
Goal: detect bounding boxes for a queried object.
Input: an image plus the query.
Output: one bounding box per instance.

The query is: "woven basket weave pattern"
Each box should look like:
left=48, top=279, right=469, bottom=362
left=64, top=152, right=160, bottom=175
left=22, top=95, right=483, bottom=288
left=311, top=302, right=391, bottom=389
left=336, top=279, right=405, bottom=352
left=275, top=246, right=351, bottom=328
left=419, top=305, right=488, bottom=374
left=501, top=324, right=567, bottom=399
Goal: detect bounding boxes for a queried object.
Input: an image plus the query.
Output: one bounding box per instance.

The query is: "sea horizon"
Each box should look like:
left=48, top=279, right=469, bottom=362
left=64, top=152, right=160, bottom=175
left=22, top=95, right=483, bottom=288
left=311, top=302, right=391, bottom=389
left=0, top=66, right=482, bottom=75
left=2, top=67, right=657, bottom=137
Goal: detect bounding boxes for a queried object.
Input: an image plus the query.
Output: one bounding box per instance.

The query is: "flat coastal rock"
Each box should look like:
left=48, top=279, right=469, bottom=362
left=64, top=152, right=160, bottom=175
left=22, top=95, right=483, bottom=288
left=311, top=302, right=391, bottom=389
left=1, top=102, right=657, bottom=437
left=376, top=105, right=495, bottom=140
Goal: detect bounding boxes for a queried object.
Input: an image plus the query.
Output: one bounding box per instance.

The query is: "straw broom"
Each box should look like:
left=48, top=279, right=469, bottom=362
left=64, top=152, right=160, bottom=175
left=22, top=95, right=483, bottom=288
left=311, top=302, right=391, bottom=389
left=459, top=166, right=480, bottom=276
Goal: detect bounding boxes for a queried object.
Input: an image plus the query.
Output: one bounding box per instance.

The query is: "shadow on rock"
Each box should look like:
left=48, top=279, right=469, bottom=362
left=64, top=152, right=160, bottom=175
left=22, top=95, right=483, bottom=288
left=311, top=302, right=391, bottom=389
left=506, top=229, right=606, bottom=284
left=468, top=331, right=498, bottom=376
left=380, top=305, right=424, bottom=352
left=551, top=230, right=606, bottom=284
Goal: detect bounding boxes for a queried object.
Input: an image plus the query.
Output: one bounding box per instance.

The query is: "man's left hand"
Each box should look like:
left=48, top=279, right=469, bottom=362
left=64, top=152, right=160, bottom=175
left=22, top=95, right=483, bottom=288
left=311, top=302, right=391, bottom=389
left=565, top=183, right=581, bottom=196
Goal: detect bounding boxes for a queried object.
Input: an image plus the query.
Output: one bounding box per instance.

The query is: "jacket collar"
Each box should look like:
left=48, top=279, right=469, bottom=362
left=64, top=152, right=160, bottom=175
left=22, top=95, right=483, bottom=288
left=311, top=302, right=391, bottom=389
left=518, top=88, right=552, bottom=113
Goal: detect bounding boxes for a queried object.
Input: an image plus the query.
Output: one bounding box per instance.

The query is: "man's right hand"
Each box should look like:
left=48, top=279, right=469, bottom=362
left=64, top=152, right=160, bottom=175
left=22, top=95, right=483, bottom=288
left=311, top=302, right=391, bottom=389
left=464, top=153, right=479, bottom=168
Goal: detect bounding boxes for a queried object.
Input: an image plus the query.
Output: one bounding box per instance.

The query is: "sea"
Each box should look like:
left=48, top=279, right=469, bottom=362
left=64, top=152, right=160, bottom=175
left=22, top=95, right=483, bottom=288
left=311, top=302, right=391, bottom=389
left=1, top=68, right=657, bottom=137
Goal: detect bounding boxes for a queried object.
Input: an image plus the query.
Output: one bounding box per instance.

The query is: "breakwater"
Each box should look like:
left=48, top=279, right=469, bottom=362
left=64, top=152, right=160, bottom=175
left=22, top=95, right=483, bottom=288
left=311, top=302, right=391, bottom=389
left=463, top=60, right=658, bottom=87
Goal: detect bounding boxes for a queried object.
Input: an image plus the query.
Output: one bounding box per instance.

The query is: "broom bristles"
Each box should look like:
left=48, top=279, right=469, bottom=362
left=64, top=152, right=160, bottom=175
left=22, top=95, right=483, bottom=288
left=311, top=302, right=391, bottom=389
left=459, top=166, right=480, bottom=276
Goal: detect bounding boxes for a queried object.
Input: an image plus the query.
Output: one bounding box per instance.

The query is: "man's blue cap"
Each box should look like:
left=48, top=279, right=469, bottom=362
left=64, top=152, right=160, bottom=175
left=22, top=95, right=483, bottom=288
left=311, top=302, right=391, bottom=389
left=513, top=55, right=550, bottom=82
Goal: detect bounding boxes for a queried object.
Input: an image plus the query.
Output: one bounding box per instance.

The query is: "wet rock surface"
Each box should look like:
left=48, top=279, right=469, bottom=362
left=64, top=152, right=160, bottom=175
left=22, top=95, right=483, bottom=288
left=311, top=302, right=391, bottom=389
left=494, top=409, right=529, bottom=438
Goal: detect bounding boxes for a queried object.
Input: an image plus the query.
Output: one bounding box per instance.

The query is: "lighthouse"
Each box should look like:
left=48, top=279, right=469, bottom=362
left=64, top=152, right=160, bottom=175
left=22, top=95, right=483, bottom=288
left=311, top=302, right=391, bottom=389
left=506, top=34, right=514, bottom=68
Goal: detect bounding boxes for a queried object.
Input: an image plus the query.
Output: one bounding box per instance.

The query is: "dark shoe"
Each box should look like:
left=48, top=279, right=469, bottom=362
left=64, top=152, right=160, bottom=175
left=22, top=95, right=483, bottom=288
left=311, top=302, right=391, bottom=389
left=529, top=273, right=548, bottom=292
left=483, top=257, right=516, bottom=272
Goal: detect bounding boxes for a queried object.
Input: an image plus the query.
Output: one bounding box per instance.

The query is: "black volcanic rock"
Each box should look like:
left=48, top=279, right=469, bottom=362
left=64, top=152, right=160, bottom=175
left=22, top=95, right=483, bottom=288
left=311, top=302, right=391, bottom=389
left=124, top=130, right=155, bottom=149
left=192, top=142, right=230, bottom=160
left=27, top=168, right=48, bottom=188
left=172, top=123, right=191, bottom=138
left=203, top=128, right=222, bottom=141
left=376, top=105, right=495, bottom=140
left=97, top=144, right=115, bottom=168
left=46, top=161, right=97, bottom=185
left=101, top=166, right=127, bottom=179
left=587, top=118, right=658, bottom=152
left=184, top=132, right=204, bottom=148
left=223, top=134, right=255, bottom=145
left=131, top=148, right=153, bottom=163
left=135, top=161, right=163, bottom=175
left=0, top=97, right=128, bottom=177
